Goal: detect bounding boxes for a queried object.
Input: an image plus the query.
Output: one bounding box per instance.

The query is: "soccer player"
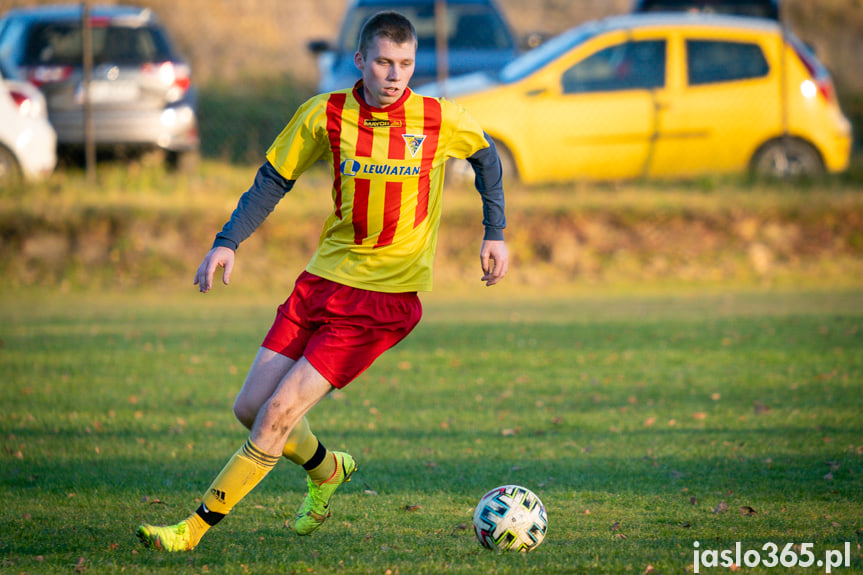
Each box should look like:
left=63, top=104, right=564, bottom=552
left=137, top=11, right=508, bottom=552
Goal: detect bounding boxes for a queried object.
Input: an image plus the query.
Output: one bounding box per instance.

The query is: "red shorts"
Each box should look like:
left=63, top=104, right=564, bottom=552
left=261, top=271, right=422, bottom=388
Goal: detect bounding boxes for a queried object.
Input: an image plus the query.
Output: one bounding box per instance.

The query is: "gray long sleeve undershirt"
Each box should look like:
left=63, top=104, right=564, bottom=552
left=212, top=161, right=293, bottom=251
left=212, top=133, right=506, bottom=251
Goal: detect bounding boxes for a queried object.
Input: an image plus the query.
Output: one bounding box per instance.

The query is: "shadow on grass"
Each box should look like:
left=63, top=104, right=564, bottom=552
left=4, top=425, right=859, bottom=502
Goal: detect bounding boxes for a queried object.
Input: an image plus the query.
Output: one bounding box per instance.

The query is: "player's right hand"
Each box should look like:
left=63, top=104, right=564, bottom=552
left=480, top=239, right=508, bottom=287
left=194, top=246, right=235, bottom=293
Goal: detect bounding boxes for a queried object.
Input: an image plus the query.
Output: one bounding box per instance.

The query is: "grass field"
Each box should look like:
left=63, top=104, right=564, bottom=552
left=1, top=287, right=861, bottom=574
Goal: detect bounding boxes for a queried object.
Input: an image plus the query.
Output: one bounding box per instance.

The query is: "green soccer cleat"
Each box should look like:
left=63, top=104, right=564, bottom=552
left=136, top=522, right=194, bottom=552
left=294, top=452, right=357, bottom=536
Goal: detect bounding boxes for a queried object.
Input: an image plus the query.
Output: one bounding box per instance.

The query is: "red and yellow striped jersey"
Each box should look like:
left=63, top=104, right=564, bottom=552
left=266, top=83, right=489, bottom=293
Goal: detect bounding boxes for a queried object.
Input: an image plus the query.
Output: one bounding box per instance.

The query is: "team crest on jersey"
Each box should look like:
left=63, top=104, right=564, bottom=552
left=403, top=134, right=426, bottom=158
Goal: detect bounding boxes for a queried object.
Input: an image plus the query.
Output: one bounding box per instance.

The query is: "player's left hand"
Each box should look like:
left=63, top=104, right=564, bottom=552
left=480, top=239, right=508, bottom=287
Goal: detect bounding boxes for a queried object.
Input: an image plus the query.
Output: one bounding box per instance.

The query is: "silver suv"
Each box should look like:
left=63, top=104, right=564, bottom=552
left=0, top=4, right=198, bottom=167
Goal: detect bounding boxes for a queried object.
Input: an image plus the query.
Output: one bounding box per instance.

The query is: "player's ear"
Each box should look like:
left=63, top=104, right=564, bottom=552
left=354, top=51, right=364, bottom=72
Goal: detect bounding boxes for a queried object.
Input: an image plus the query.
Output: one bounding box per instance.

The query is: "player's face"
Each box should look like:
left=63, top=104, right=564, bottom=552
left=354, top=35, right=416, bottom=108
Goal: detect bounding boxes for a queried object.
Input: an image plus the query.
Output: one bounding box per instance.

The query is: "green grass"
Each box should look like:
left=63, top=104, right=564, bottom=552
left=1, top=289, right=861, bottom=574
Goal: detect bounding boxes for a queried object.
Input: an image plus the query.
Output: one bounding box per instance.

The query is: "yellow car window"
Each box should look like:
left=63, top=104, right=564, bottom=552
left=686, top=40, right=769, bottom=85
left=562, top=40, right=666, bottom=94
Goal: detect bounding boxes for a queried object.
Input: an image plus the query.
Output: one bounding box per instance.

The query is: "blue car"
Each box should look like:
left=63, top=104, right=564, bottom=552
left=307, top=0, right=522, bottom=93
left=631, top=0, right=780, bottom=20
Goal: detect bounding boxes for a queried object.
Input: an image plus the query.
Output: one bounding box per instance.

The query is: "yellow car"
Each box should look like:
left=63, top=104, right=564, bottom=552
left=425, top=14, right=853, bottom=183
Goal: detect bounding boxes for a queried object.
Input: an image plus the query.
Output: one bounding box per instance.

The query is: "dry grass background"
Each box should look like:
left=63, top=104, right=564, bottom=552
left=1, top=0, right=861, bottom=94
left=3, top=162, right=863, bottom=293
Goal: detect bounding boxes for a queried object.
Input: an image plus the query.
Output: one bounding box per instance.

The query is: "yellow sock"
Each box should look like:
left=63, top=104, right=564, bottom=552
left=146, top=438, right=280, bottom=550
left=305, top=450, right=337, bottom=485
left=282, top=416, right=319, bottom=465
left=185, top=437, right=279, bottom=547
left=202, top=438, right=280, bottom=515
left=282, top=417, right=335, bottom=485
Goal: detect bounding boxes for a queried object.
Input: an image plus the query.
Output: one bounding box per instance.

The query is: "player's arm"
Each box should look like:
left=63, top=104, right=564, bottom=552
left=194, top=161, right=295, bottom=292
left=466, top=134, right=508, bottom=286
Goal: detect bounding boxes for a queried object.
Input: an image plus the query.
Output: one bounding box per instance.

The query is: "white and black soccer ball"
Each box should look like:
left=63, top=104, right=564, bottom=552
left=473, top=484, right=548, bottom=552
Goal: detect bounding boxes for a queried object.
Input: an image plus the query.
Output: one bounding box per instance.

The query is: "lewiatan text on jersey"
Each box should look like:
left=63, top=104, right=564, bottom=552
left=340, top=159, right=422, bottom=177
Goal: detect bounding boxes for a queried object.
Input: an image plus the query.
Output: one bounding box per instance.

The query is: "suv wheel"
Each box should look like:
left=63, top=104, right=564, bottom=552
left=0, top=146, right=23, bottom=187
left=166, top=150, right=200, bottom=173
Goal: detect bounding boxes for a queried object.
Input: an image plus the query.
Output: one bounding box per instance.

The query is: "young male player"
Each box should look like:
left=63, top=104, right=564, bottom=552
left=137, top=11, right=508, bottom=551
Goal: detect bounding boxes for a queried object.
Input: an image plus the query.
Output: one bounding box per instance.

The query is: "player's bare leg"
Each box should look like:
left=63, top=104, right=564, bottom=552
left=233, top=348, right=297, bottom=429
left=138, top=358, right=345, bottom=550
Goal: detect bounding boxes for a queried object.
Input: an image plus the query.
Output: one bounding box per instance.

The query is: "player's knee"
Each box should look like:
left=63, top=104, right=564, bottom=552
left=232, top=396, right=257, bottom=429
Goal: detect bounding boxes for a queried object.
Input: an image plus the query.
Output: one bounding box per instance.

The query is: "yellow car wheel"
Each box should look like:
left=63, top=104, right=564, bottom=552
left=492, top=139, right=518, bottom=183
left=751, top=138, right=824, bottom=178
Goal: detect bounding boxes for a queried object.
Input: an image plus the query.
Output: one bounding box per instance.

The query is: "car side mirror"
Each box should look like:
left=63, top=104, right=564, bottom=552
left=521, top=32, right=548, bottom=50
left=307, top=39, right=333, bottom=55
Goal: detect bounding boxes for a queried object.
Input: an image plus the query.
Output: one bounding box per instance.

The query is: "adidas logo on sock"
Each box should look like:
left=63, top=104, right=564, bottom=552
left=210, top=489, right=226, bottom=504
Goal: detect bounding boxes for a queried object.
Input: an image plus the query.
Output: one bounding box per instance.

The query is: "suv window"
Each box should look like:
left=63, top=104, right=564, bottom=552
left=0, top=18, right=27, bottom=67
left=338, top=4, right=515, bottom=53
left=562, top=39, right=666, bottom=94
left=22, top=22, right=173, bottom=66
left=686, top=39, right=769, bottom=85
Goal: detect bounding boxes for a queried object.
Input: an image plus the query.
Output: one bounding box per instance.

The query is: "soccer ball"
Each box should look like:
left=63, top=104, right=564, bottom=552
left=473, top=485, right=548, bottom=552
